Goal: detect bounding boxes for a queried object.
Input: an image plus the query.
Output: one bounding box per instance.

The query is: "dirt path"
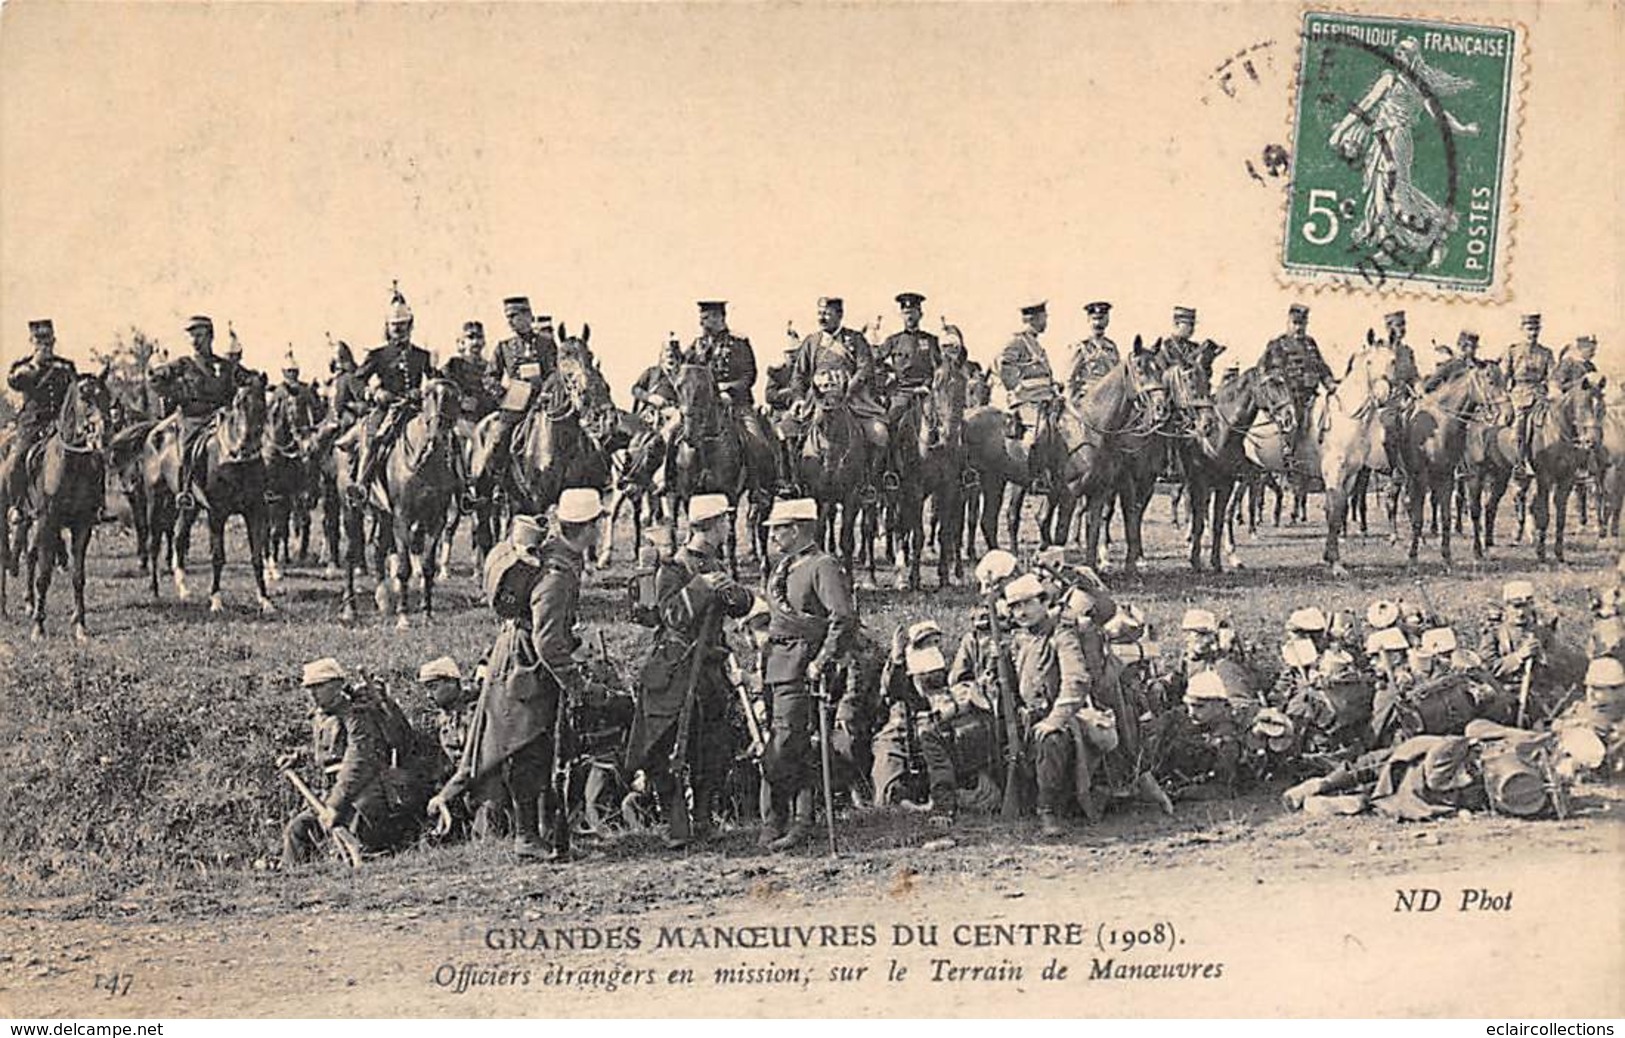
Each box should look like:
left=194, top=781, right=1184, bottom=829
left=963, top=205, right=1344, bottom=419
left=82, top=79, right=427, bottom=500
left=5, top=803, right=1621, bottom=1018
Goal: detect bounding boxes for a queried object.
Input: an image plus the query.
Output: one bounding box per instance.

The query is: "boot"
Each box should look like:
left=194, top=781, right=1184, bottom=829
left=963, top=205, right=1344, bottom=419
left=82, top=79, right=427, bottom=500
left=662, top=781, right=693, bottom=849
left=768, top=788, right=814, bottom=851
left=512, top=797, right=547, bottom=859
left=758, top=784, right=787, bottom=849
left=1037, top=807, right=1064, bottom=837
left=689, top=784, right=716, bottom=842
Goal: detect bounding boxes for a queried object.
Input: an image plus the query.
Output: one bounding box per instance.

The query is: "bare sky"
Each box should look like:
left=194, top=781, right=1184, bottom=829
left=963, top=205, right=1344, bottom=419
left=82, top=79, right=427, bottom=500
left=2, top=2, right=1619, bottom=398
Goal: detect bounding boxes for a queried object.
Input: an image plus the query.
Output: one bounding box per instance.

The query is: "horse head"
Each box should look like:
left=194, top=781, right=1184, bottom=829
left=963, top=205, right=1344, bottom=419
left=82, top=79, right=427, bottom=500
left=218, top=378, right=267, bottom=463
left=925, top=362, right=967, bottom=451
left=1250, top=367, right=1299, bottom=437
left=1125, top=336, right=1169, bottom=425
left=675, top=362, right=721, bottom=441
left=1343, top=331, right=1395, bottom=408
left=419, top=378, right=462, bottom=443
left=60, top=372, right=113, bottom=453
left=1558, top=379, right=1606, bottom=453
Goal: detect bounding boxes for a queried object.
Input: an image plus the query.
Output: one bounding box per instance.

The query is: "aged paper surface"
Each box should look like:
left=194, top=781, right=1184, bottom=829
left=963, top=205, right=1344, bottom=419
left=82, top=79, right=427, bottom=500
left=1, top=0, right=1622, bottom=1020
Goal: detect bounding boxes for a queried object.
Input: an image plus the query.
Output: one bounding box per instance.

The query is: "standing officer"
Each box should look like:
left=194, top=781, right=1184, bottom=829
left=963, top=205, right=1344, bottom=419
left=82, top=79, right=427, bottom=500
left=3, top=319, right=78, bottom=523
left=442, top=321, right=500, bottom=421
left=1503, top=313, right=1555, bottom=478
left=1259, top=304, right=1335, bottom=468
left=149, top=315, right=259, bottom=510
left=1066, top=301, right=1119, bottom=399
left=346, top=284, right=435, bottom=503
left=998, top=300, right=1058, bottom=464
left=758, top=497, right=858, bottom=850
left=628, top=492, right=755, bottom=848
left=477, top=295, right=560, bottom=483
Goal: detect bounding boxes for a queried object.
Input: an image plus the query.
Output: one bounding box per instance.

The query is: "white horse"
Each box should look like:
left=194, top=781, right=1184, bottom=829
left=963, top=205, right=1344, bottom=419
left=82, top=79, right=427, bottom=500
left=1244, top=337, right=1398, bottom=576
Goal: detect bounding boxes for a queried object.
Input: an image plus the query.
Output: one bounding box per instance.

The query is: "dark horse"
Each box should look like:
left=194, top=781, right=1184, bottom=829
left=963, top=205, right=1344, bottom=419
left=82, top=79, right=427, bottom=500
left=1, top=372, right=112, bottom=640
left=886, top=364, right=967, bottom=589
left=469, top=373, right=610, bottom=525
left=141, top=380, right=275, bottom=615
left=339, top=379, right=464, bottom=627
left=1179, top=365, right=1297, bottom=571
left=1517, top=380, right=1606, bottom=563
left=1397, top=361, right=1498, bottom=570
left=264, top=390, right=317, bottom=575
left=666, top=363, right=773, bottom=578
left=797, top=370, right=871, bottom=572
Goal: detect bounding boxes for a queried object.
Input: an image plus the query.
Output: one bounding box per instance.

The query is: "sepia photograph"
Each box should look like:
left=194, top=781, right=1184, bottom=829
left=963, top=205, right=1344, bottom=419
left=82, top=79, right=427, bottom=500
left=0, top=0, right=1620, bottom=1021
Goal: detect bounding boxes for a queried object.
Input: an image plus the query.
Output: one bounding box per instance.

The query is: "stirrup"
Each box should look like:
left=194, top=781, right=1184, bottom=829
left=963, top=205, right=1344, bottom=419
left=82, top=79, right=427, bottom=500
left=859, top=483, right=880, bottom=505
left=1031, top=472, right=1053, bottom=494
left=880, top=470, right=901, bottom=492
left=175, top=491, right=197, bottom=511
left=345, top=483, right=368, bottom=506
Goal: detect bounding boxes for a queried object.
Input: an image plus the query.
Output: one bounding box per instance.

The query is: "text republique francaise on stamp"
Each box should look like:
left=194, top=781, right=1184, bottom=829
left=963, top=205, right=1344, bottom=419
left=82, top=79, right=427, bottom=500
left=1282, top=12, right=1522, bottom=299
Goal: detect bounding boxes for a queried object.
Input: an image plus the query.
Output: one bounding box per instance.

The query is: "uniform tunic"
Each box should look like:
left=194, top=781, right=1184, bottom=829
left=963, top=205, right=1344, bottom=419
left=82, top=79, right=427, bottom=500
left=997, top=330, right=1054, bottom=394
left=1260, top=332, right=1333, bottom=402
left=877, top=329, right=941, bottom=392
left=491, top=330, right=560, bottom=403
left=6, top=354, right=78, bottom=436
left=1011, top=616, right=1090, bottom=813
left=1066, top=335, right=1119, bottom=397
left=442, top=355, right=499, bottom=419
left=1554, top=348, right=1597, bottom=392
left=1503, top=342, right=1554, bottom=411
left=686, top=331, right=758, bottom=405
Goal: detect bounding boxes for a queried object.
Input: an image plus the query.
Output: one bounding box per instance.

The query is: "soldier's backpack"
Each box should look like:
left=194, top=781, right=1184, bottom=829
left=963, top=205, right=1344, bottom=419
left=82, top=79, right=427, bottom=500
left=483, top=541, right=544, bottom=620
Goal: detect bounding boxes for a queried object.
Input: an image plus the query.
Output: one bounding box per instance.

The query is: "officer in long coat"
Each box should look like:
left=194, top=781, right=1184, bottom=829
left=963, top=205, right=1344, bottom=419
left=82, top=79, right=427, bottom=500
left=149, top=314, right=260, bottom=510
left=1259, top=305, right=1334, bottom=465
left=758, top=497, right=858, bottom=850
left=1502, top=313, right=1555, bottom=477
left=628, top=493, right=755, bottom=847
left=1066, top=301, right=1119, bottom=399
left=3, top=319, right=78, bottom=518
left=346, top=284, right=435, bottom=502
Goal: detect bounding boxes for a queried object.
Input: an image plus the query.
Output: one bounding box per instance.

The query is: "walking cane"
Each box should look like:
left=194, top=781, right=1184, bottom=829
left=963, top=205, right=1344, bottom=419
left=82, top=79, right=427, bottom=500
left=816, top=674, right=839, bottom=857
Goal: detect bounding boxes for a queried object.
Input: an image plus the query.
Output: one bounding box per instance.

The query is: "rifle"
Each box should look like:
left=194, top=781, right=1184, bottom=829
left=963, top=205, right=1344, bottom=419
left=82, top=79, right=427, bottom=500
left=1515, top=654, right=1534, bottom=728
left=533, top=654, right=579, bottom=859
left=726, top=653, right=767, bottom=759
left=281, top=768, right=364, bottom=869
left=815, top=673, right=839, bottom=856
left=984, top=592, right=1027, bottom=821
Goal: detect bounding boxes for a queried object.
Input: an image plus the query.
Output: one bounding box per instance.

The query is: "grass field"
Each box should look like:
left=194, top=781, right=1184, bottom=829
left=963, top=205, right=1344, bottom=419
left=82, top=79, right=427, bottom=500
left=0, top=486, right=1619, bottom=909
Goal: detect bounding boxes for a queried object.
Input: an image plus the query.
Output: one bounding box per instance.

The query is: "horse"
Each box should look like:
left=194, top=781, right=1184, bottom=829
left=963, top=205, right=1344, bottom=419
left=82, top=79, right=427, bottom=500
left=469, top=371, right=609, bottom=526
left=796, top=370, right=871, bottom=572
left=1178, top=365, right=1298, bottom=571
left=1458, top=369, right=1518, bottom=560
left=1517, top=379, right=1606, bottom=564
left=263, top=390, right=317, bottom=575
left=1246, top=333, right=1397, bottom=576
left=141, top=379, right=275, bottom=615
left=1599, top=387, right=1625, bottom=547
left=1396, top=362, right=1498, bottom=569
left=1, top=372, right=112, bottom=640
left=339, top=379, right=464, bottom=627
left=885, top=362, right=967, bottom=589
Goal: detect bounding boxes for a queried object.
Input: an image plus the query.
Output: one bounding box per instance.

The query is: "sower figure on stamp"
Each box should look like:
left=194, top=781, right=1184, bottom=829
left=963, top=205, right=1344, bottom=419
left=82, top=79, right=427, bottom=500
left=1066, top=301, right=1119, bottom=401
left=429, top=494, right=605, bottom=861
left=875, top=292, right=941, bottom=487
left=627, top=493, right=755, bottom=848
left=148, top=315, right=262, bottom=511
left=786, top=297, right=888, bottom=500
left=758, top=497, right=858, bottom=851
left=282, top=658, right=421, bottom=866
left=2, top=319, right=77, bottom=535
left=472, top=295, right=559, bottom=487
left=997, top=300, right=1059, bottom=485
left=342, top=283, right=435, bottom=505
left=1259, top=304, right=1334, bottom=471
left=1503, top=313, right=1555, bottom=480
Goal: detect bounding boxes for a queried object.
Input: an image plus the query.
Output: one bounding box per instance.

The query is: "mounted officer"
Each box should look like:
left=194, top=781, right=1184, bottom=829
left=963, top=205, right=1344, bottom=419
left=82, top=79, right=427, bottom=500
left=442, top=321, right=500, bottom=421
left=1502, top=313, right=1555, bottom=478
left=1422, top=331, right=1491, bottom=393
left=344, top=283, right=435, bottom=504
left=758, top=497, right=858, bottom=850
left=476, top=295, right=560, bottom=484
left=1379, top=310, right=1422, bottom=400
left=1555, top=334, right=1600, bottom=393
left=3, top=319, right=78, bottom=524
left=1259, top=304, right=1334, bottom=468
left=628, top=493, right=755, bottom=848
left=872, top=292, right=942, bottom=484
left=148, top=314, right=262, bottom=510
left=272, top=349, right=320, bottom=437
left=998, top=300, right=1059, bottom=469
left=626, top=337, right=684, bottom=482
left=684, top=299, right=776, bottom=477
left=787, top=297, right=888, bottom=497
left=1066, top=301, right=1119, bottom=399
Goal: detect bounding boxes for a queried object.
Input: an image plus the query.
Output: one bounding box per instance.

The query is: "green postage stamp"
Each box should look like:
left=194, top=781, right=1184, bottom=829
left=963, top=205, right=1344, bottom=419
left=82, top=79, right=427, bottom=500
left=1281, top=12, right=1522, bottom=298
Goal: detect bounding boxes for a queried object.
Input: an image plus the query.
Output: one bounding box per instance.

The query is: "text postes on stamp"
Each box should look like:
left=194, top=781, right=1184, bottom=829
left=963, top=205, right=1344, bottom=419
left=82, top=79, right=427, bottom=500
left=1282, top=12, right=1521, bottom=299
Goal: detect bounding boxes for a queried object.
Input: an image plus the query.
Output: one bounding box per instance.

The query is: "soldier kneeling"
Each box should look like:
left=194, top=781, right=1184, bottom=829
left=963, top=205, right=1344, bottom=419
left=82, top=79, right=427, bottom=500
left=282, top=658, right=425, bottom=866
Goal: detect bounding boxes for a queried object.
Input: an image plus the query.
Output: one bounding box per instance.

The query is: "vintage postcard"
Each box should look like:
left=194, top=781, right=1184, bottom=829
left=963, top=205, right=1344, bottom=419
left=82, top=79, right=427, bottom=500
left=0, top=0, right=1621, bottom=1023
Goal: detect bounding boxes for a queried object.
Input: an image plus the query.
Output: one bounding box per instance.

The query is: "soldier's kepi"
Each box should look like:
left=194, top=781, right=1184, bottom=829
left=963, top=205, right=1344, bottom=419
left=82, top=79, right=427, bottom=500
left=626, top=492, right=754, bottom=849
left=3, top=318, right=78, bottom=525
left=758, top=497, right=857, bottom=851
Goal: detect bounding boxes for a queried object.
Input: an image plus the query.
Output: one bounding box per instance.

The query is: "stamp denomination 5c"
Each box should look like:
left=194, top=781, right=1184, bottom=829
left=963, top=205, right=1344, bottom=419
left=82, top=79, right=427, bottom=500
left=1282, top=12, right=1522, bottom=299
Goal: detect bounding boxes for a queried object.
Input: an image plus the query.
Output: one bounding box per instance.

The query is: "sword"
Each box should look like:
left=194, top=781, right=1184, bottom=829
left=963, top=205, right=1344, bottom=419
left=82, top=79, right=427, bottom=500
left=816, top=674, right=839, bottom=857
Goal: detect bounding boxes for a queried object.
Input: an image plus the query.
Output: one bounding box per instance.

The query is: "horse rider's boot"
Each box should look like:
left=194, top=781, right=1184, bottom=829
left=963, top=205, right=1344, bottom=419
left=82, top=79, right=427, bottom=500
left=1517, top=413, right=1536, bottom=479
left=768, top=788, right=814, bottom=852
left=662, top=781, right=693, bottom=850
left=690, top=783, right=716, bottom=842
left=1037, top=807, right=1065, bottom=838
left=175, top=435, right=199, bottom=512
left=347, top=438, right=376, bottom=506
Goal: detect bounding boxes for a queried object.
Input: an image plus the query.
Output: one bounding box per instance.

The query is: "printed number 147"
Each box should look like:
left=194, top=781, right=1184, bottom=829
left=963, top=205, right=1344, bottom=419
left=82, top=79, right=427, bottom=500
left=1301, top=189, right=1355, bottom=245
left=94, top=973, right=133, bottom=997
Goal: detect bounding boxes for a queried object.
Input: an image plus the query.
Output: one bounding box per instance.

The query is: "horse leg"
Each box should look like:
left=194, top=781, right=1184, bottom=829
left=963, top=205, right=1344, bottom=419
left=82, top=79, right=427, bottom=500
left=1437, top=476, right=1454, bottom=570
left=394, top=519, right=414, bottom=629
left=1554, top=477, right=1572, bottom=564
left=29, top=518, right=57, bottom=639
left=1467, top=475, right=1485, bottom=560
left=68, top=521, right=92, bottom=641
left=1531, top=477, right=1551, bottom=563
left=208, top=514, right=228, bottom=614
left=1006, top=485, right=1025, bottom=552
left=173, top=506, right=195, bottom=601
left=1323, top=471, right=1351, bottom=577
left=1405, top=476, right=1425, bottom=566
left=1188, top=479, right=1207, bottom=571
left=979, top=478, right=1004, bottom=551
left=1212, top=481, right=1235, bottom=571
